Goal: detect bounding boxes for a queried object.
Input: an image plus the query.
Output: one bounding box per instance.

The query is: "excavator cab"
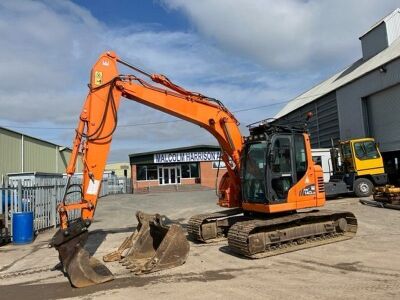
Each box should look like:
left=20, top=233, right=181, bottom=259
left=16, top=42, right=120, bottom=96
left=240, top=123, right=324, bottom=212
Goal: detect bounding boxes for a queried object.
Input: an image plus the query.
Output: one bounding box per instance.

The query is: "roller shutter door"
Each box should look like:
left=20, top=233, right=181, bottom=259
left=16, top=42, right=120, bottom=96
left=367, top=84, right=400, bottom=152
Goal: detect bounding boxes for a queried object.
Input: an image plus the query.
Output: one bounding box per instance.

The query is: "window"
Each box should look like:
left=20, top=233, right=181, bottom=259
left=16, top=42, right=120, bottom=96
left=271, top=137, right=292, bottom=173
left=294, top=135, right=307, bottom=180
left=181, top=164, right=190, bottom=178
left=312, top=156, right=322, bottom=167
left=190, top=163, right=199, bottom=178
left=181, top=163, right=199, bottom=178
left=270, top=137, right=293, bottom=200
left=137, top=165, right=147, bottom=181
left=136, top=165, right=159, bottom=181
left=242, top=142, right=266, bottom=202
left=354, top=141, right=380, bottom=160
left=147, top=165, right=158, bottom=180
left=341, top=143, right=352, bottom=158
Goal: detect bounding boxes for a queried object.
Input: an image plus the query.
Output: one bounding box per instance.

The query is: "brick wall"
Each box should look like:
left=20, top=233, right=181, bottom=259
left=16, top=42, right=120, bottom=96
left=199, top=161, right=226, bottom=188
left=130, top=162, right=226, bottom=190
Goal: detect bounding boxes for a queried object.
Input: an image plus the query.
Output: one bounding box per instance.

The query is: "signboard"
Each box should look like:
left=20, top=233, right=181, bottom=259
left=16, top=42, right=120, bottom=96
left=154, top=151, right=221, bottom=164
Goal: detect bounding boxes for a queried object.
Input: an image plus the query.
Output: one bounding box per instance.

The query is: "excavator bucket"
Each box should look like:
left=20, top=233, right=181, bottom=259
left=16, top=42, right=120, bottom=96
left=50, top=219, right=114, bottom=288
left=104, top=211, right=190, bottom=274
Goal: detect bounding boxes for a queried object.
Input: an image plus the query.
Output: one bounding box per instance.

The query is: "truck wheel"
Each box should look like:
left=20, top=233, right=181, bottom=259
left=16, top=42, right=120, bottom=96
left=354, top=178, right=373, bottom=197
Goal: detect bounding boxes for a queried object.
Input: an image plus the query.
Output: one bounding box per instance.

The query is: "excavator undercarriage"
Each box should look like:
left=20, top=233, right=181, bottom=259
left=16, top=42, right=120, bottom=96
left=188, top=209, right=357, bottom=258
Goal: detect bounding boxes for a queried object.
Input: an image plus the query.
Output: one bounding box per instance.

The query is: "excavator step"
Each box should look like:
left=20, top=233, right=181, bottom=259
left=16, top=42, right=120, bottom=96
left=227, top=210, right=357, bottom=258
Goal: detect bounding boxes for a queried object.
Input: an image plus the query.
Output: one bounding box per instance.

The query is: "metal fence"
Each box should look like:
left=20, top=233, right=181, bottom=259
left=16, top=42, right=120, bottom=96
left=0, top=176, right=131, bottom=242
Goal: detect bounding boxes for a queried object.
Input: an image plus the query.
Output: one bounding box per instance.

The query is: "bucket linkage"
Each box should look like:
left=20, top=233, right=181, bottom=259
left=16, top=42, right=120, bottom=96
left=50, top=218, right=114, bottom=288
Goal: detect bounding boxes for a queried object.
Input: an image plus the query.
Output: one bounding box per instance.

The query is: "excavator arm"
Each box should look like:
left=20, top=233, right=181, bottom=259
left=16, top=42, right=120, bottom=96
left=50, top=51, right=244, bottom=287
left=60, top=51, right=243, bottom=229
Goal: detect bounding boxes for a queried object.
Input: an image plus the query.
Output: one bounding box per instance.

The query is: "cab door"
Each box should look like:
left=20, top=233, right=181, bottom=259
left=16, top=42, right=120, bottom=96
left=267, top=135, right=295, bottom=203
left=351, top=140, right=385, bottom=176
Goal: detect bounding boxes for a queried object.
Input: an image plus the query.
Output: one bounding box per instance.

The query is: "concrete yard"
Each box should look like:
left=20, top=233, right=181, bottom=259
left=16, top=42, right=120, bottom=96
left=0, top=190, right=399, bottom=299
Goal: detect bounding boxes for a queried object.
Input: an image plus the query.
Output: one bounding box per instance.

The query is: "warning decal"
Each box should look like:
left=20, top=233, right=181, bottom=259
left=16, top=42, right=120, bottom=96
left=94, top=71, right=103, bottom=86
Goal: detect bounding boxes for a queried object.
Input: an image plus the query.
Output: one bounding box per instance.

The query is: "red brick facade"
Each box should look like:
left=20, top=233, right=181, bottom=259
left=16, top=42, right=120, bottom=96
left=131, top=161, right=225, bottom=191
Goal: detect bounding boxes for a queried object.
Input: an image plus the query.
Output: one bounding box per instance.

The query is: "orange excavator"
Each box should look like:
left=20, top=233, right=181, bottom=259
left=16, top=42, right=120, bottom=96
left=50, top=51, right=358, bottom=288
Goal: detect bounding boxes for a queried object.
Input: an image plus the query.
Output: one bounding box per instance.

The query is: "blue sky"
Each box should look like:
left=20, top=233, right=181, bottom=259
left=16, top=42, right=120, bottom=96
left=71, top=0, right=190, bottom=29
left=1, top=0, right=399, bottom=162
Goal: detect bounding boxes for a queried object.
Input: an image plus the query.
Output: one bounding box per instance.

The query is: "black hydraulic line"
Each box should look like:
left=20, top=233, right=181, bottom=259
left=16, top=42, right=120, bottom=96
left=117, top=58, right=152, bottom=78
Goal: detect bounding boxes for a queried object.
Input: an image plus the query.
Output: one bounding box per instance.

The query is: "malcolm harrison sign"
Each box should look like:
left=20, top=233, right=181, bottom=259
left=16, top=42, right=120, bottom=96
left=153, top=151, right=221, bottom=164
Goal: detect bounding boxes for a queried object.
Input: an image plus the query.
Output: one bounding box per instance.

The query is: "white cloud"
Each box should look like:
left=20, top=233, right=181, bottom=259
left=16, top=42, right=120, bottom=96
left=1, top=0, right=399, bottom=161
left=163, top=0, right=400, bottom=70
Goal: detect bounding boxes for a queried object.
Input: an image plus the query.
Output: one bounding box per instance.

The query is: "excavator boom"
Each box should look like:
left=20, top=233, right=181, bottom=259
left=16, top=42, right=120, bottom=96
left=50, top=51, right=244, bottom=287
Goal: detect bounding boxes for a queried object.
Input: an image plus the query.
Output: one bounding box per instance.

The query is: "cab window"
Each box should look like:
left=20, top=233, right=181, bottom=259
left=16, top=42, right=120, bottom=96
left=242, top=143, right=266, bottom=202
left=341, top=143, right=352, bottom=158
left=294, top=135, right=307, bottom=179
left=354, top=141, right=380, bottom=160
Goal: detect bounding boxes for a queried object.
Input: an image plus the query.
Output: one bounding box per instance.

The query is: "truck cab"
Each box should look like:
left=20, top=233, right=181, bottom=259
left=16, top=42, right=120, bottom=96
left=325, top=138, right=387, bottom=197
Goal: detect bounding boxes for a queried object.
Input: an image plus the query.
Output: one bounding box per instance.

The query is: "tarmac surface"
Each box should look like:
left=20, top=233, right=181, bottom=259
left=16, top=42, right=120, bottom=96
left=0, top=190, right=400, bottom=299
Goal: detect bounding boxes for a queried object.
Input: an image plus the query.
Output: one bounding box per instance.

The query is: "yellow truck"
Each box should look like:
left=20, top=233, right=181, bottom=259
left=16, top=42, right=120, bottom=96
left=325, top=138, right=387, bottom=197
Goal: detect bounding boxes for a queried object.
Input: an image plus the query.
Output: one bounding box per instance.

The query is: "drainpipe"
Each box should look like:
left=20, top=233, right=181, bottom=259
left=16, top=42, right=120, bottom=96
left=21, top=134, right=24, bottom=172
left=56, top=146, right=59, bottom=173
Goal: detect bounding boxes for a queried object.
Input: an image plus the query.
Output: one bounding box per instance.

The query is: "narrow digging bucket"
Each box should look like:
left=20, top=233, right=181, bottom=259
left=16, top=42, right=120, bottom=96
left=50, top=220, right=114, bottom=288
left=110, top=211, right=190, bottom=274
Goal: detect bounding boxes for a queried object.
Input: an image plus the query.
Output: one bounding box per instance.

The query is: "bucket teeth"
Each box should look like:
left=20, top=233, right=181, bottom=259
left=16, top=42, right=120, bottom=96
left=106, top=211, right=190, bottom=274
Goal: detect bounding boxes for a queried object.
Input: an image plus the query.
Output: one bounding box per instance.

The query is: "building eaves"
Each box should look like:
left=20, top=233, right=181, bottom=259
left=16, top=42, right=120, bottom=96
left=274, top=36, right=400, bottom=119
left=0, top=126, right=72, bottom=151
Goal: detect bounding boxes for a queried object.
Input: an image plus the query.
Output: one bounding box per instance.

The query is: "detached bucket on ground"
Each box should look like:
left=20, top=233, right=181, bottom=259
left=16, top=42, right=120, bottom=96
left=104, top=211, right=190, bottom=274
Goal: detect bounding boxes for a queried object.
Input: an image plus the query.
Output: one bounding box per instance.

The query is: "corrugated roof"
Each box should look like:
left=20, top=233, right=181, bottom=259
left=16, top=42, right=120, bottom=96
left=274, top=36, right=400, bottom=119
left=359, top=8, right=400, bottom=39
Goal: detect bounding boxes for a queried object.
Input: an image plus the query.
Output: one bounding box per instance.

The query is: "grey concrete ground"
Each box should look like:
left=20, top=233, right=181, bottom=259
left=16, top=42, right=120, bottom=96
left=0, top=191, right=399, bottom=299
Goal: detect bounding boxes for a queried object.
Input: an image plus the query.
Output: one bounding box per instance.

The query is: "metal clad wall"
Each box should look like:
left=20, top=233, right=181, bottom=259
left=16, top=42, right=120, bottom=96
left=337, top=57, right=400, bottom=141
left=360, top=23, right=388, bottom=60
left=367, top=84, right=400, bottom=152
left=0, top=128, right=22, bottom=178
left=315, top=94, right=340, bottom=146
left=275, top=92, right=339, bottom=148
left=24, top=136, right=56, bottom=172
